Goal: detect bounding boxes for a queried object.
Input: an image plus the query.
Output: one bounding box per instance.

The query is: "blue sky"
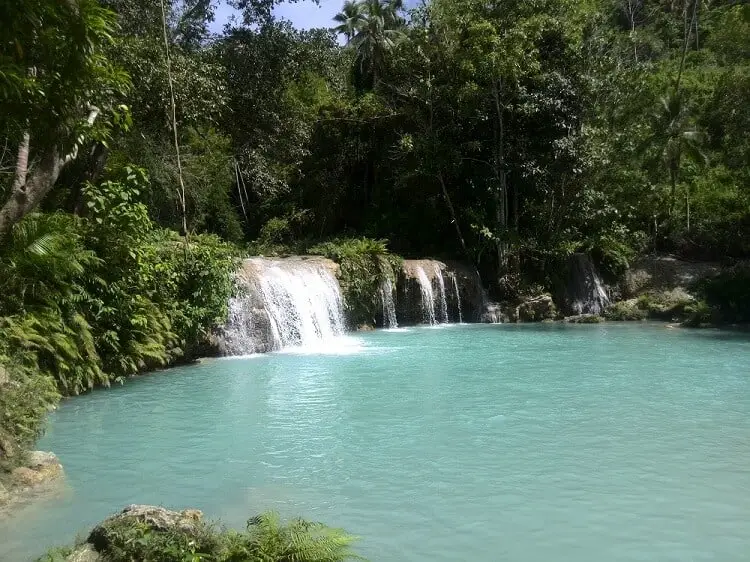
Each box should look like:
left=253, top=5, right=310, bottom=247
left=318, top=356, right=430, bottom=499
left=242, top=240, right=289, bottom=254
left=212, top=0, right=349, bottom=31
left=212, top=0, right=418, bottom=32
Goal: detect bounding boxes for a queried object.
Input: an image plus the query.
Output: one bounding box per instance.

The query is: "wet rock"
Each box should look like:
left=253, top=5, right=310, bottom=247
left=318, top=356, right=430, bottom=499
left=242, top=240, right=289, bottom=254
left=560, top=253, right=610, bottom=316
left=89, top=505, right=204, bottom=552
left=516, top=294, right=557, bottom=322
left=481, top=302, right=509, bottom=324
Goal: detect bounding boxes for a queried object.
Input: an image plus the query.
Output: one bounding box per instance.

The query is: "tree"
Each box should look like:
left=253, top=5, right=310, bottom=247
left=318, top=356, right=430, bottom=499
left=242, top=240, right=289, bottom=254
left=333, top=0, right=365, bottom=44
left=641, top=92, right=706, bottom=227
left=347, top=0, right=407, bottom=90
left=0, top=0, right=129, bottom=242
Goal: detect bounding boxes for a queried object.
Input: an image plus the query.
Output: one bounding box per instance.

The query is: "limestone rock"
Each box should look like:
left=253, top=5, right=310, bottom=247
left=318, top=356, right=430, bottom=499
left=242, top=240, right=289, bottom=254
left=624, top=255, right=719, bottom=297
left=11, top=451, right=63, bottom=488
left=89, top=505, right=204, bottom=552
left=516, top=294, right=557, bottom=322
left=66, top=544, right=102, bottom=562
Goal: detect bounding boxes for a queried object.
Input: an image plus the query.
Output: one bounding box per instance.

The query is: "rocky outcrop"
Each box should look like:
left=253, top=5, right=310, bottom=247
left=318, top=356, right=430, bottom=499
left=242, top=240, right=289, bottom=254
left=623, top=255, right=719, bottom=297
left=10, top=451, right=63, bottom=489
left=606, top=255, right=719, bottom=323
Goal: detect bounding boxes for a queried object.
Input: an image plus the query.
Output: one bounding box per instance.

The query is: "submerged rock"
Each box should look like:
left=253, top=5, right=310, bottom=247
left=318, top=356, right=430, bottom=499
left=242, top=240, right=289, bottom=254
left=89, top=505, right=204, bottom=552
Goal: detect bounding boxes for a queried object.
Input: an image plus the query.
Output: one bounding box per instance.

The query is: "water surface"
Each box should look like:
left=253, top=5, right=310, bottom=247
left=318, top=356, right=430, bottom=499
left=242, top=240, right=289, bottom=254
left=2, top=324, right=749, bottom=561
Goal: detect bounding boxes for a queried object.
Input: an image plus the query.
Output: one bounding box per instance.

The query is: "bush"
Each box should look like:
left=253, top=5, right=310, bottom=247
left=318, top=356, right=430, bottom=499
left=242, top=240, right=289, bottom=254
left=308, top=238, right=401, bottom=327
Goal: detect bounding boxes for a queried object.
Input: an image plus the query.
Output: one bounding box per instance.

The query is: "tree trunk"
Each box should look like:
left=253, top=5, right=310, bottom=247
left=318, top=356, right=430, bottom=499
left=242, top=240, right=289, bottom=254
left=437, top=173, right=469, bottom=259
left=668, top=165, right=677, bottom=219
left=0, top=144, right=66, bottom=242
left=492, top=77, right=508, bottom=281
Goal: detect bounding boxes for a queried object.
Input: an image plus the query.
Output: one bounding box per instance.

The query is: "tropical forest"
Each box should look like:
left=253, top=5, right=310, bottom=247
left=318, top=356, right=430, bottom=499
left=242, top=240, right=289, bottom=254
left=0, top=0, right=749, bottom=560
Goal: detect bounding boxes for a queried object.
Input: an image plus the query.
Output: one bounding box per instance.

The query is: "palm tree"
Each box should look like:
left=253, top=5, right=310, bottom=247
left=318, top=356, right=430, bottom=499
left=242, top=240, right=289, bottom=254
left=333, top=0, right=364, bottom=44
left=641, top=92, right=707, bottom=228
left=349, top=0, right=406, bottom=89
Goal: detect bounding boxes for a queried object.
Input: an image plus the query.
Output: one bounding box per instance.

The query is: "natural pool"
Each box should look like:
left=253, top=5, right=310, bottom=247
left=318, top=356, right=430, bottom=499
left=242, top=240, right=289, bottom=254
left=1, top=323, right=749, bottom=561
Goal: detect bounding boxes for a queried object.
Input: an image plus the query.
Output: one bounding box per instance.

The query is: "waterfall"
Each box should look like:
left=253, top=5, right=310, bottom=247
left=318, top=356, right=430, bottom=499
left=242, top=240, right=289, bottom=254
left=220, top=258, right=345, bottom=355
left=433, top=263, right=449, bottom=323
left=415, top=266, right=437, bottom=325
left=450, top=273, right=463, bottom=324
left=380, top=278, right=398, bottom=328
left=565, top=253, right=611, bottom=316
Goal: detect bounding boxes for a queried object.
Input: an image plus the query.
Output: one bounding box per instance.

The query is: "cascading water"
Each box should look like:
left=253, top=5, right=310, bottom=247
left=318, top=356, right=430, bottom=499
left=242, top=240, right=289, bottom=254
left=220, top=257, right=345, bottom=355
left=565, top=253, right=611, bottom=316
left=450, top=273, right=463, bottom=324
left=432, top=263, right=450, bottom=323
left=380, top=278, right=398, bottom=328
left=415, top=266, right=437, bottom=325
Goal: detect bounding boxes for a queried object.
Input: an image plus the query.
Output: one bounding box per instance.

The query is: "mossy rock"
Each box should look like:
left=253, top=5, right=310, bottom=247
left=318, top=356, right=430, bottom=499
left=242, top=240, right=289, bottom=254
left=564, top=314, right=604, bottom=324
left=605, top=299, right=648, bottom=321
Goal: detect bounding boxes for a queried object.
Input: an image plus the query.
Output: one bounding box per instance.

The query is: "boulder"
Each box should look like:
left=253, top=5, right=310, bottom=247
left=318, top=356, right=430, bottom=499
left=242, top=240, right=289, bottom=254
left=89, top=505, right=204, bottom=552
left=516, top=295, right=557, bottom=323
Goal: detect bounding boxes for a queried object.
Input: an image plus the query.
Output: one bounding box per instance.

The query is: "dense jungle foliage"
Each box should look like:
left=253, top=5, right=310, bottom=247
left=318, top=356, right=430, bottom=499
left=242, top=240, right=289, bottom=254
left=1, top=0, right=749, bottom=464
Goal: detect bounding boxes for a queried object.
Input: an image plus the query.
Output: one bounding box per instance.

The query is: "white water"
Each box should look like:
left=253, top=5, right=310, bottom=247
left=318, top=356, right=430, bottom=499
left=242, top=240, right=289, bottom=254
left=415, top=266, right=437, bottom=325
left=450, top=273, right=463, bottom=323
left=221, top=258, right=346, bottom=354
left=433, top=263, right=449, bottom=323
left=380, top=278, right=398, bottom=328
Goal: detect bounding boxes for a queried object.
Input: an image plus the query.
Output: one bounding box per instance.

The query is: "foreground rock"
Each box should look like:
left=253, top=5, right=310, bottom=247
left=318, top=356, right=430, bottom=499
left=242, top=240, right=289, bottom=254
left=88, top=505, right=204, bottom=552
left=58, top=504, right=360, bottom=562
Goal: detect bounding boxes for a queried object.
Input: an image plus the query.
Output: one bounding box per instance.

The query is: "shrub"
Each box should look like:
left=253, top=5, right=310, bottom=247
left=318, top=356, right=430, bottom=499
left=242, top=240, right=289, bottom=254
left=308, top=238, right=402, bottom=327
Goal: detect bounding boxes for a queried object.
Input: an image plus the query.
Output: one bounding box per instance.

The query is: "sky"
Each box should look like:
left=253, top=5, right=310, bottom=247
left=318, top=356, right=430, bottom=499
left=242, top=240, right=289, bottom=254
left=212, top=0, right=348, bottom=32
left=212, top=0, right=419, bottom=33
